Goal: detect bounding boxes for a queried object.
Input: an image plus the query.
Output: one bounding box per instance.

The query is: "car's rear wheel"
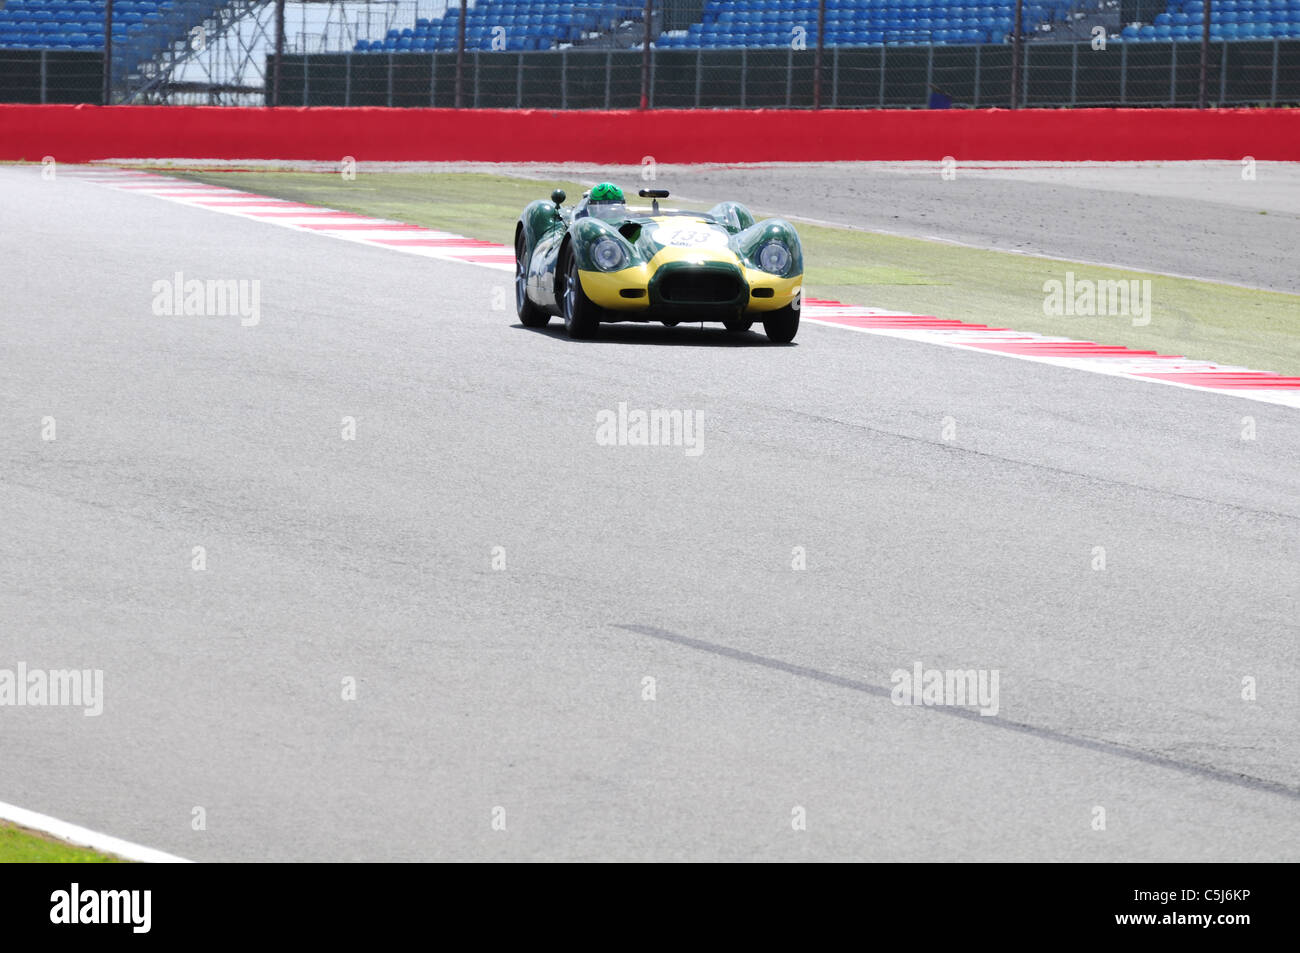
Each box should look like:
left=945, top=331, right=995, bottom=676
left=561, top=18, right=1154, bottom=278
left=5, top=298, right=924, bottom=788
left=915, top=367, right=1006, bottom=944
left=723, top=318, right=753, bottom=333
left=762, top=305, right=799, bottom=344
left=562, top=251, right=600, bottom=340
left=515, top=233, right=549, bottom=328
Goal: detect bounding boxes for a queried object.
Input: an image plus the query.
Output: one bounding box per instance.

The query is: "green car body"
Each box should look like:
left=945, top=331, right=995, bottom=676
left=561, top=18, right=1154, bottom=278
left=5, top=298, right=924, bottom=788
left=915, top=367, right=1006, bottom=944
left=514, top=187, right=803, bottom=342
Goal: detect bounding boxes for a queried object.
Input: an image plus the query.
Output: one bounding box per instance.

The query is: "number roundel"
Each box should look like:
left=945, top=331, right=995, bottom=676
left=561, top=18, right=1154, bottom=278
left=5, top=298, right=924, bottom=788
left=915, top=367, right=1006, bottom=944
left=650, top=224, right=729, bottom=250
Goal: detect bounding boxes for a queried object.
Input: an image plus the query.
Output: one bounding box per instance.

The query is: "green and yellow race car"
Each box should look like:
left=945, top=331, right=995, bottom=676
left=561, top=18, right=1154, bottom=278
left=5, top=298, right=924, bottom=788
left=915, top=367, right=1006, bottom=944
left=514, top=182, right=803, bottom=343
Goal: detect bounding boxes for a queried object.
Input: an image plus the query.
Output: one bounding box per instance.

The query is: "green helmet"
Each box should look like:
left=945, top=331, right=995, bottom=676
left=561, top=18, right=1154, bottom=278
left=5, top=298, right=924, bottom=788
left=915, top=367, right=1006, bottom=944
left=589, top=182, right=624, bottom=203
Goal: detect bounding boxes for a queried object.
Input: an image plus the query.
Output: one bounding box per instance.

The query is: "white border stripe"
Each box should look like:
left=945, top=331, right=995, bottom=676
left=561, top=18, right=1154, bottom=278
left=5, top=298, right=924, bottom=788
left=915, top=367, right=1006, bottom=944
left=0, top=800, right=192, bottom=864
left=801, top=317, right=1300, bottom=408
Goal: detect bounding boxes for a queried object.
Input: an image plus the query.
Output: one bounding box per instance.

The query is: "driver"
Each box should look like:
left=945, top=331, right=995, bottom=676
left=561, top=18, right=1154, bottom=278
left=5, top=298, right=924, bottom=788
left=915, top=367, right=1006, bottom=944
left=574, top=182, right=627, bottom=220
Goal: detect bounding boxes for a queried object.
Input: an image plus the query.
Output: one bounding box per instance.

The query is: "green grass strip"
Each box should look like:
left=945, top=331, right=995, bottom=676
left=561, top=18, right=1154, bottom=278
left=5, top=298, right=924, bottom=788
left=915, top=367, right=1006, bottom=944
left=0, top=821, right=124, bottom=863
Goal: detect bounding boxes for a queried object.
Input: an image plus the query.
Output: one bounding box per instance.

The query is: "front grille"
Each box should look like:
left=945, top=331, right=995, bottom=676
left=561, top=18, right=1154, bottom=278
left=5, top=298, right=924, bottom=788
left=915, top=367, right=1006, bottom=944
left=659, top=270, right=741, bottom=304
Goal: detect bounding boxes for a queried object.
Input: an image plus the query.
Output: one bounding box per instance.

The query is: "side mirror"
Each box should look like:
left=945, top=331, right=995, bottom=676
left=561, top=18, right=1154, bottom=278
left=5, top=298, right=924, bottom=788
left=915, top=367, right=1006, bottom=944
left=551, top=189, right=566, bottom=207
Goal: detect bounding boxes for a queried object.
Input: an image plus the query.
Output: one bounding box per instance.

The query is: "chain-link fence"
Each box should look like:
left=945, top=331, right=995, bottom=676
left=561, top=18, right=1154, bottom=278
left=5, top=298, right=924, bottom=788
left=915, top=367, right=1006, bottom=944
left=0, top=48, right=101, bottom=101
left=2, top=0, right=1298, bottom=106
left=266, top=38, right=1298, bottom=106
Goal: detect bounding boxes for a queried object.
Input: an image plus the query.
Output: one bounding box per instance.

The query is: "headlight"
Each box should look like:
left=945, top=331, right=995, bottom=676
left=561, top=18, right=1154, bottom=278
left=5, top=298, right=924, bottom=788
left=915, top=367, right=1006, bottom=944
left=757, top=241, right=791, bottom=275
left=591, top=237, right=627, bottom=272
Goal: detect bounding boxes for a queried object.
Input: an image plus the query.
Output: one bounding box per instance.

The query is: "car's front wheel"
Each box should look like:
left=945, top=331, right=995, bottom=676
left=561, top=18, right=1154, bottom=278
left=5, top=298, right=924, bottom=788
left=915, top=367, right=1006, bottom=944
left=761, top=305, right=799, bottom=344
left=515, top=233, right=549, bottom=328
left=562, top=251, right=600, bottom=340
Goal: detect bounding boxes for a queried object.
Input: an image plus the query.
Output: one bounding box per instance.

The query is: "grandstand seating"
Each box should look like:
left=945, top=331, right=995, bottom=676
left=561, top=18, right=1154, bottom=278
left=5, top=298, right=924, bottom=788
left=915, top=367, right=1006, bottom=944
left=661, top=0, right=1300, bottom=47
left=347, top=0, right=1300, bottom=52
left=1120, top=0, right=1300, bottom=42
left=4, top=0, right=1297, bottom=56
left=0, top=0, right=220, bottom=64
left=350, top=1, right=642, bottom=53
left=663, top=0, right=1043, bottom=47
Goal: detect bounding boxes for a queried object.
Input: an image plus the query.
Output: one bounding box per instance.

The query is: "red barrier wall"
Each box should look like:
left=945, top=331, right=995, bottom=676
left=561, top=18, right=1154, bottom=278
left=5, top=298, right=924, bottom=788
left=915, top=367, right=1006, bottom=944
left=1, top=105, right=1296, bottom=163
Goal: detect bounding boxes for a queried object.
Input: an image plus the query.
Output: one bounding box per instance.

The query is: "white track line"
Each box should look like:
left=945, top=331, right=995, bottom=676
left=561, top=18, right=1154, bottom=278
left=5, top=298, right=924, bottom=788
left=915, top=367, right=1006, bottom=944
left=0, top=800, right=191, bottom=863
left=72, top=169, right=1300, bottom=409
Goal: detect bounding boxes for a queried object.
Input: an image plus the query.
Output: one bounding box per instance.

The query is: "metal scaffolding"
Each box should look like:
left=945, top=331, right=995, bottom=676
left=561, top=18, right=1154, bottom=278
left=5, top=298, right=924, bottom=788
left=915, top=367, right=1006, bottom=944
left=122, top=0, right=453, bottom=104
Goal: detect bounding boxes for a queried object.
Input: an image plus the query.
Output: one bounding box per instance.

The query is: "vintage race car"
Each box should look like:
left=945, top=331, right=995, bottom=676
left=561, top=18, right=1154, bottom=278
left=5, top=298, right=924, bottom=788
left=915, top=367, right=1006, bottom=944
left=514, top=183, right=803, bottom=343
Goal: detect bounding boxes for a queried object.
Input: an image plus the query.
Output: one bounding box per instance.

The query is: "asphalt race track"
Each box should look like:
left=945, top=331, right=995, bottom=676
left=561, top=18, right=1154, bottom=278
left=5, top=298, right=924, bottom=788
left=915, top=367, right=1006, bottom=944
left=1, top=164, right=1297, bottom=861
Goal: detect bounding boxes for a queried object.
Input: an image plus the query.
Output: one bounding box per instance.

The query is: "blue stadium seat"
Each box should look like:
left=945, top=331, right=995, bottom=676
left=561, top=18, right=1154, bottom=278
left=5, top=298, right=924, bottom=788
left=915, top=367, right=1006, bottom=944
left=235, top=0, right=1300, bottom=68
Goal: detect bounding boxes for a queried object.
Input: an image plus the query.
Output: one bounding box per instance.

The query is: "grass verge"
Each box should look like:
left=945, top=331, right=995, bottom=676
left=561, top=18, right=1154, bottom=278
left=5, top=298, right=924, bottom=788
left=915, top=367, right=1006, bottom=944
left=0, top=821, right=123, bottom=863
left=171, top=169, right=1300, bottom=376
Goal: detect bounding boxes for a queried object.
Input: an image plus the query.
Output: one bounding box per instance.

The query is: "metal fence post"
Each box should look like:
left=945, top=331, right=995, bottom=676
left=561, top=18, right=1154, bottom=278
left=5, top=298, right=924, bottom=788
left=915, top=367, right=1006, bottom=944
left=102, top=0, right=113, bottom=104
left=345, top=51, right=351, bottom=107
left=1010, top=0, right=1022, bottom=107
left=649, top=46, right=656, bottom=108
left=454, top=0, right=466, bottom=107
left=786, top=47, right=793, bottom=107
left=1169, top=41, right=1177, bottom=105
left=1069, top=42, right=1077, bottom=106
left=387, top=52, right=392, bottom=107
left=640, top=0, right=653, bottom=109
left=1021, top=42, right=1029, bottom=105
left=973, top=44, right=980, bottom=107
left=430, top=53, right=437, bottom=106
left=1198, top=0, right=1210, bottom=107
left=831, top=44, right=838, bottom=107
left=304, top=53, right=310, bottom=105
left=40, top=50, right=47, bottom=104
left=1271, top=38, right=1279, bottom=105
left=604, top=51, right=611, bottom=108
left=473, top=51, right=480, bottom=107
left=1218, top=40, right=1226, bottom=103
left=694, top=48, right=702, bottom=107
left=1119, top=40, right=1127, bottom=103
left=740, top=48, right=747, bottom=107
left=273, top=0, right=284, bottom=106
left=924, top=42, right=933, bottom=108
left=516, top=52, right=524, bottom=107
left=561, top=50, right=567, bottom=109
left=813, top=0, right=825, bottom=108
left=878, top=44, right=885, bottom=107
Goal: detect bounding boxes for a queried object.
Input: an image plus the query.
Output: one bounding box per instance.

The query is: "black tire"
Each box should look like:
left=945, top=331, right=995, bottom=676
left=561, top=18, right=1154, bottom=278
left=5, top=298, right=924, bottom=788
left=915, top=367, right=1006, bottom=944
left=762, top=305, right=799, bottom=344
left=723, top=318, right=753, bottom=333
left=515, top=232, right=549, bottom=328
left=561, top=251, right=601, bottom=340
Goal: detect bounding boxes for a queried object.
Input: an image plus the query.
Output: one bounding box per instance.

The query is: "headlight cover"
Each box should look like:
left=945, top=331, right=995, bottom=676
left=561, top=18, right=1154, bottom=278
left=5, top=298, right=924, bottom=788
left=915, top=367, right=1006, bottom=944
left=757, top=241, right=791, bottom=275
left=592, top=237, right=628, bottom=272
